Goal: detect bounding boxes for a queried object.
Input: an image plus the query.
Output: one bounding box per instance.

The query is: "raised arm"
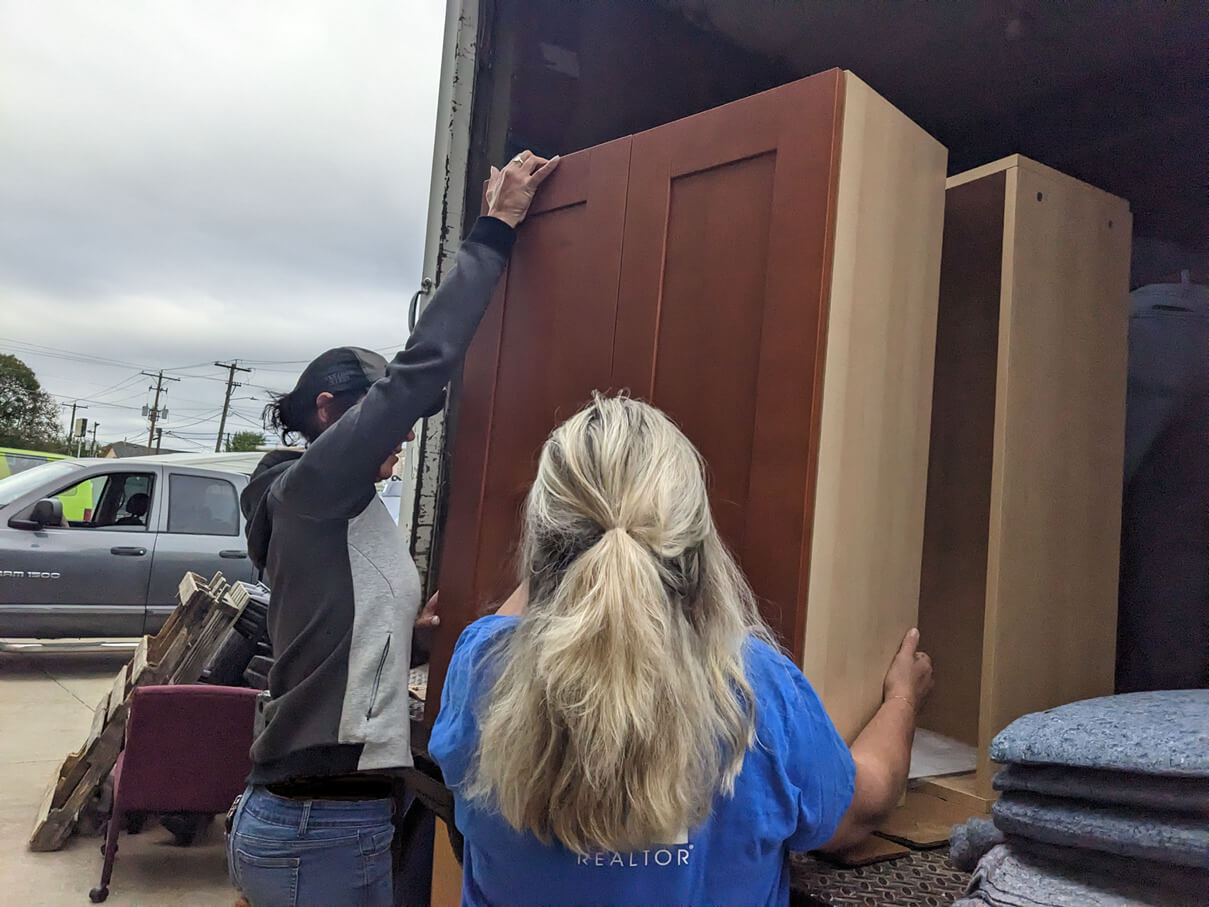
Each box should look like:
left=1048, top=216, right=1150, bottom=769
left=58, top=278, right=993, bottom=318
left=820, top=629, right=934, bottom=853
left=276, top=153, right=558, bottom=518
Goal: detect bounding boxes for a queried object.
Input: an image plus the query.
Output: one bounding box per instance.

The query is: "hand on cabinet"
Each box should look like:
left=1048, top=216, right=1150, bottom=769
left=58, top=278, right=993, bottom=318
left=486, top=151, right=560, bottom=228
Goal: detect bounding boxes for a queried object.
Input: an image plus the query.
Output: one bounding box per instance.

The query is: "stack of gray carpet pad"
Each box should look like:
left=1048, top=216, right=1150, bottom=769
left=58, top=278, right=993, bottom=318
left=949, top=690, right=1209, bottom=906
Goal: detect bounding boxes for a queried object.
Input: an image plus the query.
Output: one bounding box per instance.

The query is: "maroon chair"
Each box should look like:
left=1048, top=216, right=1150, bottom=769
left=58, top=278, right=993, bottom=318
left=90, top=684, right=258, bottom=903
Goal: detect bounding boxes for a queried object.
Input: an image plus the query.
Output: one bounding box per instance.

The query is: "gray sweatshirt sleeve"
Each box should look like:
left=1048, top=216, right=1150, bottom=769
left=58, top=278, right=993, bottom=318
left=273, top=216, right=515, bottom=519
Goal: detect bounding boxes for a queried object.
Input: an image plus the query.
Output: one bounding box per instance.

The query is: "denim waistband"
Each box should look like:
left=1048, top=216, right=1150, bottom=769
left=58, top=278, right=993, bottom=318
left=242, top=784, right=393, bottom=829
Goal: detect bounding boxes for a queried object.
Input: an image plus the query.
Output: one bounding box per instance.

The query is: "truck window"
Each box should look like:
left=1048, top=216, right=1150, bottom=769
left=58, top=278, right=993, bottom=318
left=167, top=474, right=239, bottom=536
left=56, top=478, right=99, bottom=522
left=48, top=473, right=154, bottom=529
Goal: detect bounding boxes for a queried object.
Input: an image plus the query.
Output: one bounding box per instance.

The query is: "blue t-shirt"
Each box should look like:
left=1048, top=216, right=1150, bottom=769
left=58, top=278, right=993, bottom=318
left=429, top=615, right=856, bottom=907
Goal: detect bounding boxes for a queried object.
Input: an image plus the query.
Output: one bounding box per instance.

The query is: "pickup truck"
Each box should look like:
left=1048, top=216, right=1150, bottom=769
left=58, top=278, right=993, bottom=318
left=0, top=453, right=259, bottom=639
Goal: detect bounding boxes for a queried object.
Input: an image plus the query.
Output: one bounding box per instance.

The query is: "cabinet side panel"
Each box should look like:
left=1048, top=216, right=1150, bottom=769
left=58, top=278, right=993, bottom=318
left=916, top=172, right=1006, bottom=747
left=804, top=73, right=948, bottom=742
left=979, top=165, right=1131, bottom=790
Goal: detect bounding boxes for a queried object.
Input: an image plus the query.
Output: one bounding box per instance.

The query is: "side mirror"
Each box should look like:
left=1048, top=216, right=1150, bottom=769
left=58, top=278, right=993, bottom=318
left=10, top=498, right=66, bottom=530
left=32, top=498, right=64, bottom=526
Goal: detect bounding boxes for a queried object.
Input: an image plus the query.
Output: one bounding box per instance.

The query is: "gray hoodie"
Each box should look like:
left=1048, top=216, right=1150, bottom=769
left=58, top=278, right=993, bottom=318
left=239, top=217, right=514, bottom=783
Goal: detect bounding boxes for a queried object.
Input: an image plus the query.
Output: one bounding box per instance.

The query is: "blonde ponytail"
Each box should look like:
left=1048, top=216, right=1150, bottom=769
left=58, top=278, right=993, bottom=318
left=466, top=394, right=770, bottom=854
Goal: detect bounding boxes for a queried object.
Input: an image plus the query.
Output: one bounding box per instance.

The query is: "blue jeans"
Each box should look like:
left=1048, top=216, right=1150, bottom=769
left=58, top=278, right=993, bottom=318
left=228, top=785, right=394, bottom=907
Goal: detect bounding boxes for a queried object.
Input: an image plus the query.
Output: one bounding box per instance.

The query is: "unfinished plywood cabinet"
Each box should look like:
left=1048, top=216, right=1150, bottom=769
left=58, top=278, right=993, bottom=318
left=917, top=156, right=1132, bottom=802
left=430, top=69, right=947, bottom=742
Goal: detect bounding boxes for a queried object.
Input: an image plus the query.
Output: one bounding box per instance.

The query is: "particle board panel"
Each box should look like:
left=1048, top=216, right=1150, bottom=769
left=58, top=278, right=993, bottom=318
left=802, top=73, right=947, bottom=742
left=916, top=172, right=1006, bottom=747
left=977, top=158, right=1131, bottom=793
left=431, top=820, right=463, bottom=907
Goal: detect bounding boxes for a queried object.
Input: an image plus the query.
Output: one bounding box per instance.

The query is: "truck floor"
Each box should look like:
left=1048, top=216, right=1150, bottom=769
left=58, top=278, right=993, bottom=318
left=791, top=848, right=969, bottom=905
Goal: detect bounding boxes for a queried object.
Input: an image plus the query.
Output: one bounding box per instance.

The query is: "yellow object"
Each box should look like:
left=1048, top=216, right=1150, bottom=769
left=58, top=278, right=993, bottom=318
left=0, top=447, right=94, bottom=521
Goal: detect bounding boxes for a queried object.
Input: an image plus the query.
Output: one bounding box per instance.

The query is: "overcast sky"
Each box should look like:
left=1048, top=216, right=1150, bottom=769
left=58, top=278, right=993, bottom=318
left=0, top=0, right=446, bottom=449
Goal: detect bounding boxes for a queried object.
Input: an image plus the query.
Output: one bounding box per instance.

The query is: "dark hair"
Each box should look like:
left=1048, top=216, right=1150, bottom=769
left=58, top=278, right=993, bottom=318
left=265, top=388, right=363, bottom=445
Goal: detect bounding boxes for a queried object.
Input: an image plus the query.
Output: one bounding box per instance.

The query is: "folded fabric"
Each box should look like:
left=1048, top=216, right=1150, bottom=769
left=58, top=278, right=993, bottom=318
left=950, top=817, right=1005, bottom=873
left=994, top=763, right=1209, bottom=814
left=992, top=791, right=1209, bottom=869
left=990, top=690, right=1209, bottom=776
left=1007, top=836, right=1209, bottom=899
left=954, top=841, right=1209, bottom=907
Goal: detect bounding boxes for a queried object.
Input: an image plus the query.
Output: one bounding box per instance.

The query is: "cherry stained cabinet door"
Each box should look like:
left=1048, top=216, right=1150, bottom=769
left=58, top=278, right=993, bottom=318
left=426, top=138, right=631, bottom=720
left=610, top=70, right=844, bottom=659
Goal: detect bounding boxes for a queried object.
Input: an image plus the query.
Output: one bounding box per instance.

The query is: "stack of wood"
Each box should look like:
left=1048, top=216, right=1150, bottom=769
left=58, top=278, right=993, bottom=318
left=28, top=572, right=249, bottom=852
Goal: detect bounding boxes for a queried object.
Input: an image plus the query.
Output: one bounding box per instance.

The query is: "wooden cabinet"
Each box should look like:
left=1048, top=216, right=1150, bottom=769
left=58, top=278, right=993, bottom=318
left=429, top=69, right=947, bottom=742
left=917, top=156, right=1132, bottom=802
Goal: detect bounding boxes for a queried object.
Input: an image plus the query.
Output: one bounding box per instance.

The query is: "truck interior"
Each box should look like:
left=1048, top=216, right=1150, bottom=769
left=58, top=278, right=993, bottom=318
left=417, top=5, right=1206, bottom=895
left=460, top=0, right=1203, bottom=284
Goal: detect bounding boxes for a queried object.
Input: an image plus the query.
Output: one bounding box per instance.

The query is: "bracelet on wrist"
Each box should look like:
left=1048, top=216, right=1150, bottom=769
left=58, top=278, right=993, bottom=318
left=885, top=694, right=916, bottom=711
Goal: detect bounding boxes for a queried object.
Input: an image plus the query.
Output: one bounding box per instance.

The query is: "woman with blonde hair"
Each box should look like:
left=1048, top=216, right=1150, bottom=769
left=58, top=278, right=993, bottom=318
left=430, top=394, right=932, bottom=906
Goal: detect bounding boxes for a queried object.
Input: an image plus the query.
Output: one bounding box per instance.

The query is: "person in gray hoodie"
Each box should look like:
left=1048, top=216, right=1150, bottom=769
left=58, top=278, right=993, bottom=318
left=228, top=150, right=558, bottom=907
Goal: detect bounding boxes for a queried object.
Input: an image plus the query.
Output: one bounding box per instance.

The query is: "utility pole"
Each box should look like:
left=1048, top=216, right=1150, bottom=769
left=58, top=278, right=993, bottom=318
left=90, top=422, right=100, bottom=457
left=142, top=371, right=180, bottom=453
left=61, top=401, right=88, bottom=441
left=214, top=361, right=252, bottom=452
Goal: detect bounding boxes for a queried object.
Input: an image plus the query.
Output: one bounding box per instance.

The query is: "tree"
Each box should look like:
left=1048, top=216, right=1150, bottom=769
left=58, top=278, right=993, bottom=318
left=0, top=354, right=69, bottom=453
left=225, top=430, right=265, bottom=452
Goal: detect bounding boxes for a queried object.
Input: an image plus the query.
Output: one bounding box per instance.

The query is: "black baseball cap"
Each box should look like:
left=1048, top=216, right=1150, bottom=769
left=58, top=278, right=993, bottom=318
left=291, top=347, right=447, bottom=418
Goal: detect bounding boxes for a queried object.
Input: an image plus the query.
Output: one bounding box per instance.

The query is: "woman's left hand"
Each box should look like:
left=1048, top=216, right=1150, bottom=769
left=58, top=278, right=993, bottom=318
left=486, top=152, right=560, bottom=228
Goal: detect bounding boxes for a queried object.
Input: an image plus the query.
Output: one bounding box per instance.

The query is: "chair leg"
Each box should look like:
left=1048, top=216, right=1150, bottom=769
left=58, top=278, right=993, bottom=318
left=89, top=809, right=121, bottom=903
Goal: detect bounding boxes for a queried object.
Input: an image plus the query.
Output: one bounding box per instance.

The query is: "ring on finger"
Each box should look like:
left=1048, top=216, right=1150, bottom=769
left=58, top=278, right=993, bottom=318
left=510, top=154, right=526, bottom=165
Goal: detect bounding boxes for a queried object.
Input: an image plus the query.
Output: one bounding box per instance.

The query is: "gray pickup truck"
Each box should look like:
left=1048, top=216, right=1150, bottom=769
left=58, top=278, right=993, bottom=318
left=0, top=453, right=260, bottom=639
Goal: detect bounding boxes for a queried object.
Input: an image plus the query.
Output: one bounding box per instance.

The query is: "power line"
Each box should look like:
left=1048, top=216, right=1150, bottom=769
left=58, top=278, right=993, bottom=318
left=3, top=338, right=266, bottom=383
left=161, top=410, right=226, bottom=431
left=48, top=392, right=145, bottom=412
left=164, top=372, right=230, bottom=383
left=9, top=336, right=293, bottom=402
left=106, top=389, right=155, bottom=407
left=1, top=337, right=241, bottom=374
left=162, top=361, right=223, bottom=371
left=239, top=357, right=312, bottom=366
left=158, top=431, right=212, bottom=451
left=230, top=410, right=267, bottom=429
left=1, top=338, right=144, bottom=370
left=88, top=371, right=146, bottom=400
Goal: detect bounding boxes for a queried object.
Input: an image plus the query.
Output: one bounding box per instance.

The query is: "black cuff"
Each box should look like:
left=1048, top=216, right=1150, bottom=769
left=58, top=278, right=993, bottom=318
left=467, top=216, right=517, bottom=257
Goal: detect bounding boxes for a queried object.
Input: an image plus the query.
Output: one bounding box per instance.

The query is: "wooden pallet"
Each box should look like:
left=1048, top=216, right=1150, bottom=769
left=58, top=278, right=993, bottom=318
left=28, top=572, right=248, bottom=852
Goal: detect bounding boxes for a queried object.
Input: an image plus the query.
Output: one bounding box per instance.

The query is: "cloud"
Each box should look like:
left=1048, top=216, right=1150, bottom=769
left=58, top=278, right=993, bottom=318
left=0, top=0, right=446, bottom=445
